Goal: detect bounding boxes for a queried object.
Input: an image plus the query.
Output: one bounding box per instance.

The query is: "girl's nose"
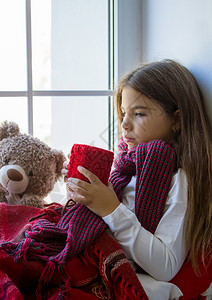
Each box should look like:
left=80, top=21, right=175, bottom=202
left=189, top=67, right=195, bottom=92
left=121, top=115, right=132, bottom=131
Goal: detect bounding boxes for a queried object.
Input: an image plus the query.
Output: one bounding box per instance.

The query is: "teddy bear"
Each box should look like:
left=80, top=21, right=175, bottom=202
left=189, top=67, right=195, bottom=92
left=0, top=120, right=66, bottom=208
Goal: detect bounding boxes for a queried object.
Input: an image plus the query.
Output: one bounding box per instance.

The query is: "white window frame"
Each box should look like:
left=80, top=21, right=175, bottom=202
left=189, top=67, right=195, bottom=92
left=0, top=0, right=143, bottom=151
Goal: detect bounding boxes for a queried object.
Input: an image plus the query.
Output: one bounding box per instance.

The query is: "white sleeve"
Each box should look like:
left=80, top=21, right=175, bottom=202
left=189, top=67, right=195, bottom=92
left=102, top=169, right=188, bottom=281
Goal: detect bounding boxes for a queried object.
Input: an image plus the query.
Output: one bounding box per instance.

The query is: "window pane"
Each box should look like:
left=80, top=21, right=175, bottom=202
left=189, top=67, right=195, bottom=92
left=0, top=98, right=28, bottom=131
left=0, top=0, right=27, bottom=91
left=33, top=96, right=109, bottom=156
left=33, top=96, right=109, bottom=204
left=33, top=97, right=51, bottom=144
left=31, top=0, right=109, bottom=90
left=31, top=0, right=51, bottom=90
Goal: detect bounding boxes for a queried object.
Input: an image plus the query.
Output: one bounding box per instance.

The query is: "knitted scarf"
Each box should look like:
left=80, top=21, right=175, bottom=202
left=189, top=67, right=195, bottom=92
left=109, top=139, right=177, bottom=233
left=0, top=139, right=176, bottom=297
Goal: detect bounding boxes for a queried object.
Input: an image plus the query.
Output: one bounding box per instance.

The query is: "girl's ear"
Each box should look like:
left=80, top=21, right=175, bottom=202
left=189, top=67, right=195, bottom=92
left=172, top=110, right=181, bottom=132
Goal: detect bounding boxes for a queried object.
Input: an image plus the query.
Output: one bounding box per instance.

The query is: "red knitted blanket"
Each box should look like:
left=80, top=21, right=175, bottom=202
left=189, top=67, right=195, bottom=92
left=0, top=203, right=147, bottom=299
left=0, top=141, right=177, bottom=299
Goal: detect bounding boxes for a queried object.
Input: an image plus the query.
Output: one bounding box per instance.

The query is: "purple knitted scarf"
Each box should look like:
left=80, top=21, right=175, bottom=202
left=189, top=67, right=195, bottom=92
left=109, top=139, right=177, bottom=233
left=0, top=139, right=176, bottom=294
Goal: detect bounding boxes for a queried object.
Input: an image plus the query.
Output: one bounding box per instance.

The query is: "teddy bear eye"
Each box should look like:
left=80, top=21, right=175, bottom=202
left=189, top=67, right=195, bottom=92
left=5, top=158, right=10, bottom=164
left=29, top=170, right=34, bottom=177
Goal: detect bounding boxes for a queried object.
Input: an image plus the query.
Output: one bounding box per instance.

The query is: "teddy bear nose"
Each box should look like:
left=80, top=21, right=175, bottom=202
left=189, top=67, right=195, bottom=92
left=7, top=169, right=24, bottom=181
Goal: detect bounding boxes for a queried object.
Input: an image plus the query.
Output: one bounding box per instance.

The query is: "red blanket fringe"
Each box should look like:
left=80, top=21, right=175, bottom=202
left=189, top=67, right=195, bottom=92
left=0, top=203, right=147, bottom=299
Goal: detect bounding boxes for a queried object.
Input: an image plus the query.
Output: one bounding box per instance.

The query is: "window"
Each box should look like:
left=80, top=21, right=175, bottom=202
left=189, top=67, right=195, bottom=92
left=0, top=0, right=116, bottom=203
left=0, top=0, right=142, bottom=203
left=0, top=0, right=115, bottom=148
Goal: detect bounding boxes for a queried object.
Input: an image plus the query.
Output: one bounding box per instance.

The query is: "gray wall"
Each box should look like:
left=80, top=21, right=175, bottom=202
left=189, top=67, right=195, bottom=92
left=116, top=0, right=212, bottom=121
left=141, top=0, right=212, bottom=120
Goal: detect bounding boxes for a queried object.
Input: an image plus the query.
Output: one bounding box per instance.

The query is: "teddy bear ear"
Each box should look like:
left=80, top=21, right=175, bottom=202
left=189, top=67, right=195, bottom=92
left=0, top=121, right=20, bottom=141
left=52, top=149, right=66, bottom=180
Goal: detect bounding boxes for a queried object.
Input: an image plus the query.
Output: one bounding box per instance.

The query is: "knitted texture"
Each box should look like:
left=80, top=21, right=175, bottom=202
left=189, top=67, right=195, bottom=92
left=0, top=204, right=148, bottom=299
left=67, top=144, right=114, bottom=185
left=109, top=139, right=177, bottom=233
left=0, top=140, right=176, bottom=297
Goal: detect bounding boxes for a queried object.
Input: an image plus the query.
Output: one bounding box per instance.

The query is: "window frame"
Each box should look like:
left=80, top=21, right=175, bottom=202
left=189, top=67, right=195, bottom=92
left=0, top=0, right=142, bottom=151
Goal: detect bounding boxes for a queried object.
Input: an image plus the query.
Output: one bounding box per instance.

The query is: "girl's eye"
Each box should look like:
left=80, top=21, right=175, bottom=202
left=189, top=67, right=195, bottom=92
left=121, top=112, right=126, bottom=118
left=135, top=112, right=145, bottom=117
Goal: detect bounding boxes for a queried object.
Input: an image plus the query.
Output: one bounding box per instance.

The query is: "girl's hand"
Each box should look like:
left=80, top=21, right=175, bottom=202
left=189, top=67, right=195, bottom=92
left=66, top=166, right=120, bottom=217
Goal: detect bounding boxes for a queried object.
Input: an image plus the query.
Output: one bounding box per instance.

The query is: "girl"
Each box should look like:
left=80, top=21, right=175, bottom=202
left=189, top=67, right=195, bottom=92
left=65, top=59, right=212, bottom=299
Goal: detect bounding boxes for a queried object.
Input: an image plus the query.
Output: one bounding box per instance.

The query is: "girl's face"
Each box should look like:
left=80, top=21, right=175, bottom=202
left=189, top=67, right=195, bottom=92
left=121, top=87, right=176, bottom=149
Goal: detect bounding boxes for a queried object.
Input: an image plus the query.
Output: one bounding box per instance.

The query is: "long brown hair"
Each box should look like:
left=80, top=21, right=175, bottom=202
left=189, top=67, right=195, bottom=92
left=116, top=59, right=212, bottom=272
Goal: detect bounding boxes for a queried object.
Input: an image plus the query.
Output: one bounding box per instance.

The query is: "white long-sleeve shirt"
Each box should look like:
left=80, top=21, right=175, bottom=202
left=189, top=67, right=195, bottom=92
left=103, top=168, right=188, bottom=300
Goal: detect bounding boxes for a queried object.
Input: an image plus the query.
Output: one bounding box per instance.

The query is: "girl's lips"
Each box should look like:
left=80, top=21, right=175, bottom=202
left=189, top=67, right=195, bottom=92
left=124, top=137, right=135, bottom=143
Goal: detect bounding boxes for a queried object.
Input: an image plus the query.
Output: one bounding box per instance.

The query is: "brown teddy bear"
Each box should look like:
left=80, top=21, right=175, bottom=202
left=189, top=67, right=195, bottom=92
left=0, top=121, right=66, bottom=208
